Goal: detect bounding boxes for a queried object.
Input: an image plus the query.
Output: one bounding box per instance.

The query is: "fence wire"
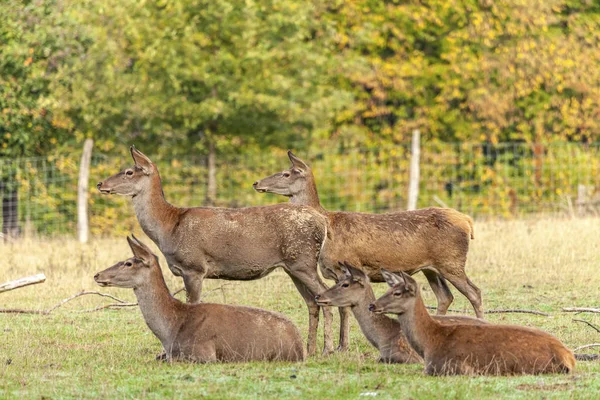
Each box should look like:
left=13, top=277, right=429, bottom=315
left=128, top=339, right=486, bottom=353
left=1, top=142, right=599, bottom=238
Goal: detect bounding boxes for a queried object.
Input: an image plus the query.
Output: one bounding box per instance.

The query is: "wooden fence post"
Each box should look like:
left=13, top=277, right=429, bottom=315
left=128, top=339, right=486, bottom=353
left=407, top=129, right=421, bottom=210
left=77, top=139, right=94, bottom=243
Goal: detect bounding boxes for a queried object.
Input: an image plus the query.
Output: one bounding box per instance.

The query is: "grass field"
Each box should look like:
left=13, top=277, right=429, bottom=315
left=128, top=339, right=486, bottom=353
left=1, top=217, right=600, bottom=399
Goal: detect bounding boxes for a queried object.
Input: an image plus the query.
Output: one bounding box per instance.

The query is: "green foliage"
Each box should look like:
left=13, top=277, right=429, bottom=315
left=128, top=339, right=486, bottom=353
left=48, top=0, right=351, bottom=157
left=0, top=0, right=83, bottom=158
left=327, top=0, right=600, bottom=145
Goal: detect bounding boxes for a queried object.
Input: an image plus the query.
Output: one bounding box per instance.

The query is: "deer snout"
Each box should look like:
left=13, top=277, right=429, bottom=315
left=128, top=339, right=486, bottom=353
left=96, top=182, right=102, bottom=189
left=368, top=304, right=376, bottom=312
left=93, top=273, right=99, bottom=280
left=252, top=181, right=266, bottom=192
left=314, top=294, right=331, bottom=306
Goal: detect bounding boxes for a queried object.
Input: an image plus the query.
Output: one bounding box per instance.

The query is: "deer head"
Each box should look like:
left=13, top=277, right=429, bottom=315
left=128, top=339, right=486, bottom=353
left=315, top=261, right=368, bottom=307
left=253, top=151, right=312, bottom=197
left=94, top=235, right=159, bottom=289
left=97, top=146, right=157, bottom=196
left=369, top=270, right=418, bottom=315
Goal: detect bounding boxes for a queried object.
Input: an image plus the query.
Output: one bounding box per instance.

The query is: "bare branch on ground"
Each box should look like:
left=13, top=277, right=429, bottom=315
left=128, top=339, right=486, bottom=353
left=425, top=305, right=550, bottom=316
left=573, top=319, right=600, bottom=334
left=563, top=307, right=600, bottom=314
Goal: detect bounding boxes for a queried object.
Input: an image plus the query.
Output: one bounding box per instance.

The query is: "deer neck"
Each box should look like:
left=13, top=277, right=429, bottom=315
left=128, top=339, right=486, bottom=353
left=290, top=174, right=326, bottom=214
left=351, top=286, right=401, bottom=350
left=133, top=268, right=183, bottom=347
left=396, top=291, right=438, bottom=358
left=131, top=173, right=180, bottom=243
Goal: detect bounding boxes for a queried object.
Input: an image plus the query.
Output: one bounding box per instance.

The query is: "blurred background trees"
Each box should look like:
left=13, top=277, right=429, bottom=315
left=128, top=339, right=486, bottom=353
left=2, top=0, right=600, bottom=235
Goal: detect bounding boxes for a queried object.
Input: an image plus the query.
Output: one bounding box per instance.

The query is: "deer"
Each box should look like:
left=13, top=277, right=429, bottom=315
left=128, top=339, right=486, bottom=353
left=94, top=235, right=305, bottom=362
left=96, top=146, right=336, bottom=356
left=368, top=269, right=575, bottom=375
left=315, top=262, right=486, bottom=364
left=253, top=151, right=484, bottom=350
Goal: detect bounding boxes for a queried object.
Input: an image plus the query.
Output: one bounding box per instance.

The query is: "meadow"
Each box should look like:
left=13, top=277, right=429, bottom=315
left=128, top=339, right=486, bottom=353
left=1, top=217, right=599, bottom=399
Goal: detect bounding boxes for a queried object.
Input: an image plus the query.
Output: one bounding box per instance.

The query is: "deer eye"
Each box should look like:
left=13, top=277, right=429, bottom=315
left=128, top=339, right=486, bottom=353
left=126, top=170, right=134, bottom=176
left=393, top=291, right=402, bottom=296
left=125, top=261, right=133, bottom=267
left=341, top=283, right=349, bottom=288
left=282, top=172, right=290, bottom=178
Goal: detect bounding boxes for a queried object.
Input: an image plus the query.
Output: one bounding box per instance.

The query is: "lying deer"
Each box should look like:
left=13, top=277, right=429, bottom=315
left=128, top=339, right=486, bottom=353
left=97, top=146, right=334, bottom=355
left=315, top=262, right=486, bottom=364
left=253, top=151, right=484, bottom=348
left=369, top=270, right=575, bottom=375
left=94, top=236, right=305, bottom=362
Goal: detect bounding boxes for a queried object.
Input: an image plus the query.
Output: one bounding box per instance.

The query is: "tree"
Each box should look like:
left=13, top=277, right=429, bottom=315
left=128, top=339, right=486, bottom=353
left=0, top=0, right=84, bottom=237
left=50, top=0, right=351, bottom=203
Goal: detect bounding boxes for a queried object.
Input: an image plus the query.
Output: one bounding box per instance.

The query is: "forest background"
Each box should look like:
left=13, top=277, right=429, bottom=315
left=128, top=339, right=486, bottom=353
left=2, top=0, right=600, bottom=236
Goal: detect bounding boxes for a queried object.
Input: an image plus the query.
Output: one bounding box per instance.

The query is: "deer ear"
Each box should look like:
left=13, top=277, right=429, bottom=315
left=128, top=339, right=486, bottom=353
left=287, top=150, right=309, bottom=171
left=338, top=261, right=352, bottom=279
left=130, top=146, right=154, bottom=174
left=400, top=271, right=417, bottom=294
left=127, top=235, right=154, bottom=266
left=343, top=262, right=366, bottom=286
left=381, top=269, right=403, bottom=288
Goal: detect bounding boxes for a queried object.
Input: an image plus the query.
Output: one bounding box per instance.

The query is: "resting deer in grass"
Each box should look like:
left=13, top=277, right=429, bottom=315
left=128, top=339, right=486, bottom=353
left=94, top=236, right=305, bottom=362
left=369, top=270, right=575, bottom=375
left=97, top=146, right=334, bottom=355
left=315, top=262, right=486, bottom=364
left=253, top=152, right=483, bottom=348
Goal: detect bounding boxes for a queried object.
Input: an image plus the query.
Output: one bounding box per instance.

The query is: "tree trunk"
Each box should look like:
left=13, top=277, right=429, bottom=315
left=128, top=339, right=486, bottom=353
left=206, top=137, right=217, bottom=206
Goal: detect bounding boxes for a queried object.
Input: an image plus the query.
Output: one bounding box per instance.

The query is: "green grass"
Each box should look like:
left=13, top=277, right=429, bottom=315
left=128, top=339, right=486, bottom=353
left=1, top=217, right=600, bottom=399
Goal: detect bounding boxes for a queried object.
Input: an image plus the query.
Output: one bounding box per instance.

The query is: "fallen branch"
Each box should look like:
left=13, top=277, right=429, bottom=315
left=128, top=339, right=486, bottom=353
left=425, top=305, right=549, bottom=316
left=485, top=309, right=550, bottom=316
left=80, top=302, right=138, bottom=313
left=563, top=307, right=600, bottom=314
left=573, top=343, right=600, bottom=352
left=0, top=290, right=131, bottom=315
left=0, top=274, right=46, bottom=294
left=573, top=319, right=600, bottom=334
left=0, top=308, right=47, bottom=315
left=0, top=283, right=232, bottom=315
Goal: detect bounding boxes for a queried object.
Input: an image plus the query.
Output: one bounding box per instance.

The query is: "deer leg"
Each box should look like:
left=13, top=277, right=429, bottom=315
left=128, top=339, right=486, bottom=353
left=288, top=271, right=335, bottom=356
left=288, top=275, right=321, bottom=356
left=443, top=269, right=484, bottom=318
left=182, top=270, right=205, bottom=304
left=422, top=269, right=454, bottom=315
left=337, top=306, right=351, bottom=351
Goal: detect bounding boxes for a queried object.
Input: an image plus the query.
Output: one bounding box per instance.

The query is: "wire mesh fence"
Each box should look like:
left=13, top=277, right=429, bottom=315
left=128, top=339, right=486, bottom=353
left=1, top=142, right=600, bottom=238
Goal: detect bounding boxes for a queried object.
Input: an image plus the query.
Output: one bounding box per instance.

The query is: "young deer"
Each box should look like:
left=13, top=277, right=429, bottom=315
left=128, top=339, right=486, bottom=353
left=369, top=270, right=575, bottom=375
left=315, top=262, right=486, bottom=364
left=253, top=151, right=484, bottom=349
left=97, top=146, right=335, bottom=356
left=94, top=236, right=305, bottom=362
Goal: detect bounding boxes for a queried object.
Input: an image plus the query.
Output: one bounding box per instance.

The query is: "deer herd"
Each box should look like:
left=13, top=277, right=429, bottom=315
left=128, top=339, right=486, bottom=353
left=95, top=146, right=576, bottom=376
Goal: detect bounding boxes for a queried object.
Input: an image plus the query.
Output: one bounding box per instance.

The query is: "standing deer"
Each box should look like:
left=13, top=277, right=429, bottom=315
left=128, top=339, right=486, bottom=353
left=96, top=146, right=334, bottom=355
left=253, top=152, right=484, bottom=348
left=94, top=235, right=305, bottom=362
left=315, top=262, right=486, bottom=364
left=369, top=270, right=575, bottom=375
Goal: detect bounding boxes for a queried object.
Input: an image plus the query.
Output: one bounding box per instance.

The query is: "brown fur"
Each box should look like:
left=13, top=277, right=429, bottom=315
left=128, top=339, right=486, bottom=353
left=97, top=146, right=334, bottom=356
left=94, top=236, right=305, bottom=362
left=370, top=270, right=575, bottom=376
left=316, top=262, right=486, bottom=364
left=253, top=151, right=483, bottom=325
